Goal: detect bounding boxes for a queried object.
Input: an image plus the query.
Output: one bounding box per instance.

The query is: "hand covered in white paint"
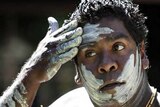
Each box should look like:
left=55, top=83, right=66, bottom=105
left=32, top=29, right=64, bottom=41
left=26, top=17, right=83, bottom=83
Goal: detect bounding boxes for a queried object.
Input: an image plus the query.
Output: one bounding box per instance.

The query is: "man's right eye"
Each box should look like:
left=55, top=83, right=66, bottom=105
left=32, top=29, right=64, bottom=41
left=85, top=50, right=97, bottom=57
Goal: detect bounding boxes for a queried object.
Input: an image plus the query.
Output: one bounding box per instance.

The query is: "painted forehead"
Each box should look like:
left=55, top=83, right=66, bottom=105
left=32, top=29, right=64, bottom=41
left=81, top=23, right=114, bottom=45
left=80, top=23, right=130, bottom=48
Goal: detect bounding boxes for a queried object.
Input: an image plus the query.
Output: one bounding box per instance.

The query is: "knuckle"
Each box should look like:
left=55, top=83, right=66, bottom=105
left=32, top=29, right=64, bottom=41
left=77, top=36, right=82, bottom=44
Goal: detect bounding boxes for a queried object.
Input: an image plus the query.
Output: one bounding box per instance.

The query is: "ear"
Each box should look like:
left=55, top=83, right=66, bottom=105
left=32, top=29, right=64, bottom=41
left=74, top=63, right=82, bottom=85
left=140, top=41, right=149, bottom=70
left=74, top=71, right=82, bottom=85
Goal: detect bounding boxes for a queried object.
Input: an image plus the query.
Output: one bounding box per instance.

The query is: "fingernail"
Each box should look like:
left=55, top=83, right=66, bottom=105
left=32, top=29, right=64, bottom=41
left=77, top=36, right=82, bottom=45
left=76, top=27, right=83, bottom=35
left=71, top=48, right=78, bottom=56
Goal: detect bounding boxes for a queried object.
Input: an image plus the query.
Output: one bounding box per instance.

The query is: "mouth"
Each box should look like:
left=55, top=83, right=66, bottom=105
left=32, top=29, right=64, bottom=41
left=99, top=80, right=126, bottom=92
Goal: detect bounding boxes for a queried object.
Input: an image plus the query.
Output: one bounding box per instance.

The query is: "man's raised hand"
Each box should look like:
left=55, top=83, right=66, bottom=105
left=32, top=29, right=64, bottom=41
left=26, top=17, right=83, bottom=83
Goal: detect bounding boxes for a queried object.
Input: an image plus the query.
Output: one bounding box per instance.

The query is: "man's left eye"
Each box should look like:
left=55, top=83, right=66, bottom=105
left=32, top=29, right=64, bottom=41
left=113, top=43, right=125, bottom=51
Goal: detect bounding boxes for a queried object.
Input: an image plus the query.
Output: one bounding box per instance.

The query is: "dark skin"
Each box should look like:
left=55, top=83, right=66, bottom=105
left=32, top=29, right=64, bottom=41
left=75, top=17, right=159, bottom=107
left=1, top=17, right=159, bottom=107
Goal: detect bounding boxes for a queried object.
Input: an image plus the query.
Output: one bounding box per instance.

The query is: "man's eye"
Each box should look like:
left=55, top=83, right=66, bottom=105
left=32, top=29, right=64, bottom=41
left=113, top=43, right=125, bottom=51
left=85, top=51, right=96, bottom=57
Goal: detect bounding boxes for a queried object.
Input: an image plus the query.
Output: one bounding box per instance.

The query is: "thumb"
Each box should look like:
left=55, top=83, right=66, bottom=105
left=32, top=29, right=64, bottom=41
left=48, top=17, right=59, bottom=32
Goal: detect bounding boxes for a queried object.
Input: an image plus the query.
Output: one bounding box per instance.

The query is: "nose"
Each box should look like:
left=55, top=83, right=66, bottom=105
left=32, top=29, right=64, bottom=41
left=98, top=55, right=118, bottom=74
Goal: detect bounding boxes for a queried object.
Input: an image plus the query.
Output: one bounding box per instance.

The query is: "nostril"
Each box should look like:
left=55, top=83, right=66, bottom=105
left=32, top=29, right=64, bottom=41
left=110, top=66, right=116, bottom=71
left=98, top=64, right=118, bottom=74
left=99, top=68, right=107, bottom=74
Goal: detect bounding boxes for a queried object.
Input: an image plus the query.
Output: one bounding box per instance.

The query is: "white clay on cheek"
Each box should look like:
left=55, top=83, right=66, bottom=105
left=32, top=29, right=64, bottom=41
left=113, top=49, right=143, bottom=104
left=80, top=64, right=113, bottom=106
left=82, top=24, right=114, bottom=44
left=79, top=48, right=143, bottom=106
left=80, top=65, right=104, bottom=90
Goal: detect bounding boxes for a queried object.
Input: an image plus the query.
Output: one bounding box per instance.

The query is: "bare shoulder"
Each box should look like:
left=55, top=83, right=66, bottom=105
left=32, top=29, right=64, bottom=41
left=48, top=87, right=94, bottom=107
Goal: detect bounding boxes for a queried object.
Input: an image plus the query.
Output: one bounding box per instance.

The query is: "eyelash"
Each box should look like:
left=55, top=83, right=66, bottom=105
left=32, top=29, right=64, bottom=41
left=84, top=43, right=125, bottom=57
left=113, top=43, right=125, bottom=52
left=85, top=50, right=97, bottom=58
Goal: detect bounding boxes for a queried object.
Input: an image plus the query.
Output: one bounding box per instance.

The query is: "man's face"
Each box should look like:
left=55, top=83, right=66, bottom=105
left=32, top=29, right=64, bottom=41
left=76, top=18, right=146, bottom=106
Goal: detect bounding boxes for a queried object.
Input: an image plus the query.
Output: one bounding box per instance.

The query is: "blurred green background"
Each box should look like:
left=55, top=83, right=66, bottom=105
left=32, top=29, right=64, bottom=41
left=0, top=0, right=160, bottom=106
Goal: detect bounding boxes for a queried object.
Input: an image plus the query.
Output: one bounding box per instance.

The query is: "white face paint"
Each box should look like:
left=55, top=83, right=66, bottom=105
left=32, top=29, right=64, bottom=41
left=79, top=49, right=144, bottom=106
left=81, top=23, right=114, bottom=45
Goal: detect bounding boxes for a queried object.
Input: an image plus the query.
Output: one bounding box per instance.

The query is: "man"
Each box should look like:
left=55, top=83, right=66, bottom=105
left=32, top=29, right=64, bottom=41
left=0, top=0, right=159, bottom=107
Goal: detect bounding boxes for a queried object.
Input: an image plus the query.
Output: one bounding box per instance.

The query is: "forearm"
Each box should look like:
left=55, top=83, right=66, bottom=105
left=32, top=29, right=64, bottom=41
left=0, top=64, right=41, bottom=107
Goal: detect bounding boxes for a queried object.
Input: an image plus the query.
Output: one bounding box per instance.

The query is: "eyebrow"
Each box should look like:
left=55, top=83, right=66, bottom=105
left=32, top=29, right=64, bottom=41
left=79, top=42, right=96, bottom=49
left=79, top=32, right=130, bottom=49
left=104, top=32, right=130, bottom=41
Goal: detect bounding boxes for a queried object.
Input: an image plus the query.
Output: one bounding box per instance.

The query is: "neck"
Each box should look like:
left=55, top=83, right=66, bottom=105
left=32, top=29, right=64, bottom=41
left=122, top=73, right=157, bottom=107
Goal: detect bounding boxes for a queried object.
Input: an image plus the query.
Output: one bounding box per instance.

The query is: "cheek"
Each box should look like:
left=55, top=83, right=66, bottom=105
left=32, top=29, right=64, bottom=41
left=77, top=54, right=100, bottom=71
left=115, top=50, right=135, bottom=69
left=78, top=61, right=98, bottom=75
left=116, top=56, right=128, bottom=68
left=81, top=57, right=101, bottom=75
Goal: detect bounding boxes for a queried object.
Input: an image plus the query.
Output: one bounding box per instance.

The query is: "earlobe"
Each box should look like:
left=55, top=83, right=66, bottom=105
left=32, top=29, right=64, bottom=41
left=74, top=72, right=82, bottom=85
left=74, top=64, right=82, bottom=85
left=73, top=58, right=82, bottom=85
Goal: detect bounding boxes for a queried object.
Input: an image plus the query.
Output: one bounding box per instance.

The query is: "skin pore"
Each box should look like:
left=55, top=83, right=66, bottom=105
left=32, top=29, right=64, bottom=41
left=75, top=17, right=152, bottom=107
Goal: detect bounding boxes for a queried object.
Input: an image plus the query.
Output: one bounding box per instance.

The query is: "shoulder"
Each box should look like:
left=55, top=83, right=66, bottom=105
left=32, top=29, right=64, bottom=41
left=150, top=86, right=160, bottom=104
left=48, top=87, right=94, bottom=107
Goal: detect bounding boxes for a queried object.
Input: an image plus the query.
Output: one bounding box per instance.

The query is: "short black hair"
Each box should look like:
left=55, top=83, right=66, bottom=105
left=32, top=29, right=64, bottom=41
left=68, top=0, right=148, bottom=45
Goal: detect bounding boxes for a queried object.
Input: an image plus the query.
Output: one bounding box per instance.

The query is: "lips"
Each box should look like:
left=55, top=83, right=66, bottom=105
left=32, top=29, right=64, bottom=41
left=99, top=80, right=126, bottom=91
